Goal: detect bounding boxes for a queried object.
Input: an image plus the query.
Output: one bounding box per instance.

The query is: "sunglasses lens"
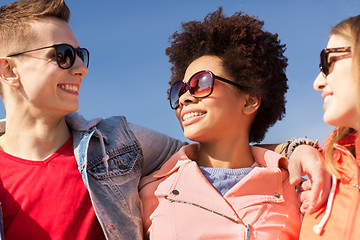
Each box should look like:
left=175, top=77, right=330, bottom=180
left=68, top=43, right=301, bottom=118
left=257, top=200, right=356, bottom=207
left=320, top=50, right=328, bottom=76
left=55, top=45, right=89, bottom=69
left=78, top=48, right=89, bottom=67
left=189, top=71, right=213, bottom=98
left=56, top=45, right=75, bottom=69
left=170, top=81, right=185, bottom=109
left=169, top=71, right=214, bottom=109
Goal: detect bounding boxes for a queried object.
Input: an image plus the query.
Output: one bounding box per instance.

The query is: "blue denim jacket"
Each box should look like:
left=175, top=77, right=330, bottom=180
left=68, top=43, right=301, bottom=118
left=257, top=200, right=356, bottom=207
left=0, top=112, right=184, bottom=240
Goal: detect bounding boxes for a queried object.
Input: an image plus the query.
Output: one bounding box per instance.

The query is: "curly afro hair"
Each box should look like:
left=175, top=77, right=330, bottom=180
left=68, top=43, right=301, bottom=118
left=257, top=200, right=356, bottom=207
left=165, top=7, right=288, bottom=143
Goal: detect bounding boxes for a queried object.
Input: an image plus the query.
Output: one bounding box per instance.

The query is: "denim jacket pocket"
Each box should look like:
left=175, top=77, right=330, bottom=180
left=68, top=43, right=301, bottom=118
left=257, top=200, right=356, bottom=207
left=87, top=143, right=142, bottom=180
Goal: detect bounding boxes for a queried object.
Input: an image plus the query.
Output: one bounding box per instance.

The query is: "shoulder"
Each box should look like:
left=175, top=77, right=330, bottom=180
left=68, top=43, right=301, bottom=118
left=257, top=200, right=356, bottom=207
left=139, top=144, right=198, bottom=188
left=68, top=113, right=140, bottom=152
left=250, top=145, right=286, bottom=168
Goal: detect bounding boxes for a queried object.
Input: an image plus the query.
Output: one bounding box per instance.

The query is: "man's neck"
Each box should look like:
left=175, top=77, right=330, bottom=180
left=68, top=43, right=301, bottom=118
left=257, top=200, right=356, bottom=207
left=0, top=116, right=71, bottom=161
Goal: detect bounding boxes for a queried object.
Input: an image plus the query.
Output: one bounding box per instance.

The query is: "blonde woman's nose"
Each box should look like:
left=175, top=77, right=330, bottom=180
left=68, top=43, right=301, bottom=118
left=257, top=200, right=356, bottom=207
left=313, top=72, right=327, bottom=91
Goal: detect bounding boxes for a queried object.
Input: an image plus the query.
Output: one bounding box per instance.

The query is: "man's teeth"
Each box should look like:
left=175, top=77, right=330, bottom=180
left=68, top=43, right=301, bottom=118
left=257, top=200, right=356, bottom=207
left=324, top=95, right=332, bottom=103
left=183, top=112, right=205, bottom=121
left=59, top=84, right=79, bottom=93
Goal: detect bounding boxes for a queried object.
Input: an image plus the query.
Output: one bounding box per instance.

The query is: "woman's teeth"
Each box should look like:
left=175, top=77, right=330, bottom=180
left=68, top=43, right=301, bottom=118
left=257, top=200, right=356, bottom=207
left=183, top=112, right=205, bottom=121
left=59, top=84, right=79, bottom=93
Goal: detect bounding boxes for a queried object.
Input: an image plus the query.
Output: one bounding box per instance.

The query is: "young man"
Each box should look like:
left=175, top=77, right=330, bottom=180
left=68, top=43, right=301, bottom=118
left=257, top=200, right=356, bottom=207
left=0, top=0, right=330, bottom=239
left=0, top=0, right=183, bottom=239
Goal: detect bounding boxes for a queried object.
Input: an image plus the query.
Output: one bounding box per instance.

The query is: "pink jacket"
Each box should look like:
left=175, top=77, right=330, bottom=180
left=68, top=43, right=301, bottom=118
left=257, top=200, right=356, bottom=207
left=139, top=144, right=302, bottom=239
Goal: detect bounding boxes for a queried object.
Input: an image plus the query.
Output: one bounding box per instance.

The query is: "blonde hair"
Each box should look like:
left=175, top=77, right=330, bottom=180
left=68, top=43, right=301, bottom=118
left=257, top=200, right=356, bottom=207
left=0, top=0, right=70, bottom=56
left=325, top=15, right=360, bottom=178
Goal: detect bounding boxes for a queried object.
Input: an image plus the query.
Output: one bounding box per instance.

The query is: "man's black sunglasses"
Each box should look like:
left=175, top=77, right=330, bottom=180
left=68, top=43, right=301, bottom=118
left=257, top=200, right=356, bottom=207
left=7, top=43, right=89, bottom=69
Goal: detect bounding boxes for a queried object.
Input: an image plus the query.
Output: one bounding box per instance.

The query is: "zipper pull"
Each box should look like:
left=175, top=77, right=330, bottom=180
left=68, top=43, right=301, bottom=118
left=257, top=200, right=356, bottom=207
left=245, top=224, right=251, bottom=240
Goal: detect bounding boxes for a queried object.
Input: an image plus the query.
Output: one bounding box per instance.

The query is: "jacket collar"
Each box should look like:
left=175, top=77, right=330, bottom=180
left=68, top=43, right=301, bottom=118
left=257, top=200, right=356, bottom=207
left=148, top=144, right=286, bottom=179
left=65, top=112, right=102, bottom=132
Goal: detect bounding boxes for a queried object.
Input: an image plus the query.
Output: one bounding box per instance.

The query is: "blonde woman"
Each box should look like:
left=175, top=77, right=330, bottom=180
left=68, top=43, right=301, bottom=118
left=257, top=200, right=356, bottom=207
left=299, top=15, right=360, bottom=240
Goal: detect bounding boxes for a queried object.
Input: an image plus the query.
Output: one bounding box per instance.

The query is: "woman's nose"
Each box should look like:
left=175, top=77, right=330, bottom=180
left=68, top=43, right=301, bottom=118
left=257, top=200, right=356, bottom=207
left=178, top=90, right=198, bottom=107
left=313, top=72, right=327, bottom=91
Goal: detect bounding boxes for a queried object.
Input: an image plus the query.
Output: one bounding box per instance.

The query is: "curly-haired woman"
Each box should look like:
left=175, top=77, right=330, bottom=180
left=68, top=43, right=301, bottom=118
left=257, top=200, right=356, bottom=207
left=139, top=8, right=301, bottom=239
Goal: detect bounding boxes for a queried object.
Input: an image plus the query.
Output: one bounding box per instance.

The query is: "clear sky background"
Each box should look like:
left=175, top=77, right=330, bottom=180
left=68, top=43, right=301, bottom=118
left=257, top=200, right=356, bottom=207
left=0, top=0, right=359, bottom=145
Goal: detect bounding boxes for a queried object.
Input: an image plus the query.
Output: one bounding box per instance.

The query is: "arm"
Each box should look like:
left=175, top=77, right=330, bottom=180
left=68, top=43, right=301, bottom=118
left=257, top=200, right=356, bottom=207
left=128, top=123, right=186, bottom=177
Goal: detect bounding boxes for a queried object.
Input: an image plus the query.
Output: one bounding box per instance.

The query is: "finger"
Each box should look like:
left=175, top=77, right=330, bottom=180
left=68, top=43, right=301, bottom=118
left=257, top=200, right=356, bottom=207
left=300, top=152, right=330, bottom=213
left=288, top=156, right=302, bottom=185
left=299, top=190, right=312, bottom=215
left=307, top=153, right=338, bottom=213
left=299, top=179, right=312, bottom=192
left=300, top=201, right=310, bottom=215
left=299, top=190, right=312, bottom=204
left=307, top=174, right=331, bottom=213
left=307, top=180, right=323, bottom=213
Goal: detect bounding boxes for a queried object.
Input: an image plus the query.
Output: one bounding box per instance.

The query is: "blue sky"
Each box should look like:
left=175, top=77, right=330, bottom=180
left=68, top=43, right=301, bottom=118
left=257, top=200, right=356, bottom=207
left=0, top=0, right=359, bottom=145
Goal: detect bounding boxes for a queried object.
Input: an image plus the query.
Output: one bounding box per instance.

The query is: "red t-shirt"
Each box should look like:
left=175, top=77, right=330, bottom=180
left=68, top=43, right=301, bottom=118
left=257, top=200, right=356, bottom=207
left=0, top=136, right=106, bottom=240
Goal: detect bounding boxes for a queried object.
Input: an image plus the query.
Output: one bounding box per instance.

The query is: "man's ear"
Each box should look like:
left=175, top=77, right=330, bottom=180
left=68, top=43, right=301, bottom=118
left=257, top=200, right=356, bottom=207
left=243, top=94, right=261, bottom=115
left=0, top=58, right=20, bottom=88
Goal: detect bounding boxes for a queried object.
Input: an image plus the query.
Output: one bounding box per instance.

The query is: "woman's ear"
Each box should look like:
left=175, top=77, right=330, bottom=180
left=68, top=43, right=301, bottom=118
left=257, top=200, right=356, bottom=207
left=0, top=58, right=20, bottom=88
left=243, top=94, right=261, bottom=115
